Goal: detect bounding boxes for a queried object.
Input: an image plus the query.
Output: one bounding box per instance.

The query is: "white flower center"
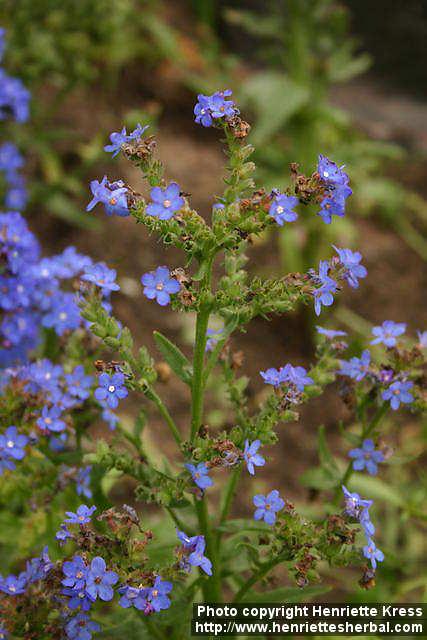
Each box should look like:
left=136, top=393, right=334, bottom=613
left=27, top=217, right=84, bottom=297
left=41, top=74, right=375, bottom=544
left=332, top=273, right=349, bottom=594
left=276, top=205, right=284, bottom=214
left=163, top=199, right=171, bottom=208
left=156, top=283, right=164, bottom=291
left=59, top=312, right=67, bottom=320
left=323, top=171, right=329, bottom=178
left=108, top=385, right=116, bottom=393
left=17, top=285, right=24, bottom=293
left=6, top=440, right=14, bottom=448
left=41, top=268, right=49, bottom=277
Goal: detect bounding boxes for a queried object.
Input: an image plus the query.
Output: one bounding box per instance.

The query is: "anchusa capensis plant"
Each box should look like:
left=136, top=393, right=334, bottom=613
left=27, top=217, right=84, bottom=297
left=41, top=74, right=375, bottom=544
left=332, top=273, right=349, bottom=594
left=0, top=89, right=426, bottom=638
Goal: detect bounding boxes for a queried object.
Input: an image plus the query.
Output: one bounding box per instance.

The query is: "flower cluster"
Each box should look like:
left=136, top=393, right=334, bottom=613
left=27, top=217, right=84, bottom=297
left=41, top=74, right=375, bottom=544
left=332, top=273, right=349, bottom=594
left=194, top=90, right=237, bottom=127
left=317, top=154, right=352, bottom=224
left=342, top=486, right=384, bottom=570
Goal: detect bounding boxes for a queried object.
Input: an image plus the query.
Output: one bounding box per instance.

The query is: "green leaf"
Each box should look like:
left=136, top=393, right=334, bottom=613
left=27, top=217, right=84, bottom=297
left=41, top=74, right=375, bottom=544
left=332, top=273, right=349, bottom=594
left=217, top=518, right=269, bottom=534
left=153, top=331, right=192, bottom=385
left=240, top=72, right=309, bottom=144
left=242, top=584, right=330, bottom=603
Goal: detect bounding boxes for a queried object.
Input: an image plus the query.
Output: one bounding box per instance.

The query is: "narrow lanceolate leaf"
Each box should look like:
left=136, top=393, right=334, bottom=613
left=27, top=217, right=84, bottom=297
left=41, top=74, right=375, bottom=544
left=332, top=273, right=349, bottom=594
left=153, top=331, right=192, bottom=385
left=318, top=425, right=340, bottom=474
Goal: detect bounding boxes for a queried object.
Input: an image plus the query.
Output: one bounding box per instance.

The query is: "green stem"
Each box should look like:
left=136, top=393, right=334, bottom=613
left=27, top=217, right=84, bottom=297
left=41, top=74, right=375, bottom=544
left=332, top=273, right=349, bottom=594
left=219, top=466, right=242, bottom=528
left=147, top=387, right=182, bottom=446
left=195, top=497, right=221, bottom=602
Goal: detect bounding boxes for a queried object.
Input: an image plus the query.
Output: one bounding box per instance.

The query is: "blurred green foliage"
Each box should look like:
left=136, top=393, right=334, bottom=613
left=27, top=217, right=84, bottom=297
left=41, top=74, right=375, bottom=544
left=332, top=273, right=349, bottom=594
left=0, top=0, right=180, bottom=226
left=223, top=0, right=427, bottom=271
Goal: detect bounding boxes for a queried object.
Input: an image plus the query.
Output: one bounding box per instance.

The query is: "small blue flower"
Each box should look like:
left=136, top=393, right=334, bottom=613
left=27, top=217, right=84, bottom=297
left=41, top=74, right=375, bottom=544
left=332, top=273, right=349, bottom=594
left=62, top=556, right=88, bottom=589
left=417, top=330, right=427, bottom=349
left=85, top=556, right=118, bottom=601
left=81, top=262, right=120, bottom=293
left=282, top=364, right=313, bottom=391
left=64, top=505, right=96, bottom=525
left=141, top=266, right=180, bottom=306
left=312, top=261, right=338, bottom=316
left=205, top=327, right=223, bottom=352
left=382, top=380, right=414, bottom=410
left=269, top=193, right=298, bottom=226
left=260, top=367, right=285, bottom=388
left=348, top=439, right=385, bottom=475
left=42, top=292, right=81, bottom=335
left=194, top=90, right=237, bottom=127
left=185, top=462, right=213, bottom=490
left=65, top=366, right=93, bottom=401
left=148, top=576, right=172, bottom=612
left=253, top=490, right=284, bottom=525
left=318, top=155, right=349, bottom=186
left=339, top=349, right=371, bottom=381
left=62, top=586, right=95, bottom=611
left=316, top=326, right=347, bottom=339
left=0, top=626, right=8, bottom=639
left=0, top=574, right=27, bottom=595
left=118, top=585, right=151, bottom=611
left=94, top=372, right=128, bottom=409
left=360, top=508, right=375, bottom=538
left=342, top=485, right=373, bottom=518
left=65, top=613, right=100, bottom=640
left=363, top=539, right=384, bottom=570
left=102, top=408, right=118, bottom=431
left=333, top=246, right=367, bottom=289
left=36, top=405, right=66, bottom=433
left=177, top=530, right=212, bottom=576
left=76, top=466, right=93, bottom=499
left=24, top=546, right=52, bottom=584
left=371, top=320, right=406, bottom=348
left=56, top=524, right=73, bottom=545
left=243, top=440, right=265, bottom=476
left=0, top=426, right=27, bottom=460
left=146, top=183, right=184, bottom=220
left=87, top=175, right=129, bottom=217
left=104, top=123, right=148, bottom=157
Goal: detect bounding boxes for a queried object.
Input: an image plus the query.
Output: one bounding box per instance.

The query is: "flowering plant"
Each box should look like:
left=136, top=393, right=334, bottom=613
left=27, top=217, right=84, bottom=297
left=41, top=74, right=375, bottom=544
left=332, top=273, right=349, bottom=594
left=0, top=86, right=426, bottom=639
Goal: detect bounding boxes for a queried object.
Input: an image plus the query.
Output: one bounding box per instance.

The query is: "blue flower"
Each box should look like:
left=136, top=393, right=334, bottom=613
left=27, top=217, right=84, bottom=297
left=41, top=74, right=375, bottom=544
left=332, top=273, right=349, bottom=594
left=56, top=524, right=73, bottom=545
left=360, top=508, right=375, bottom=538
left=268, top=193, right=298, bottom=225
left=316, top=326, right=347, bottom=339
left=36, top=405, right=66, bottom=433
left=205, top=327, right=223, bottom=352
left=371, top=320, right=406, bottom=348
left=312, top=260, right=338, bottom=316
left=148, top=576, right=172, bottom=612
left=339, top=349, right=371, bottom=381
left=65, top=366, right=93, bottom=401
left=0, top=69, right=30, bottom=122
left=146, top=183, right=184, bottom=220
left=85, top=557, right=118, bottom=601
left=0, top=626, right=7, bottom=639
left=417, top=330, right=427, bottom=349
left=194, top=90, right=237, bottom=127
left=87, top=175, right=129, bottom=217
left=333, top=246, right=367, bottom=289
left=382, top=380, right=414, bottom=410
left=141, top=266, right=180, bottom=306
left=318, top=155, right=349, bottom=186
left=348, top=439, right=385, bottom=475
left=282, top=364, right=313, bottom=391
left=253, top=490, right=284, bottom=525
left=260, top=367, right=285, bottom=388
left=24, top=546, right=52, bottom=584
left=76, top=466, right=93, bottom=499
left=42, top=292, right=81, bottom=335
left=94, top=372, right=128, bottom=409
left=342, top=485, right=372, bottom=518
left=62, top=556, right=88, bottom=590
left=65, top=505, right=96, bottom=525
left=0, top=574, right=27, bottom=595
left=243, top=440, right=265, bottom=476
left=0, top=426, right=27, bottom=460
left=62, top=586, right=95, bottom=611
left=118, top=585, right=151, bottom=611
left=363, top=539, right=384, bottom=570
left=65, top=613, right=100, bottom=640
left=102, top=408, right=118, bottom=431
left=104, top=123, right=148, bottom=157
left=177, top=530, right=212, bottom=576
left=185, top=462, right=213, bottom=490
left=81, top=262, right=120, bottom=292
